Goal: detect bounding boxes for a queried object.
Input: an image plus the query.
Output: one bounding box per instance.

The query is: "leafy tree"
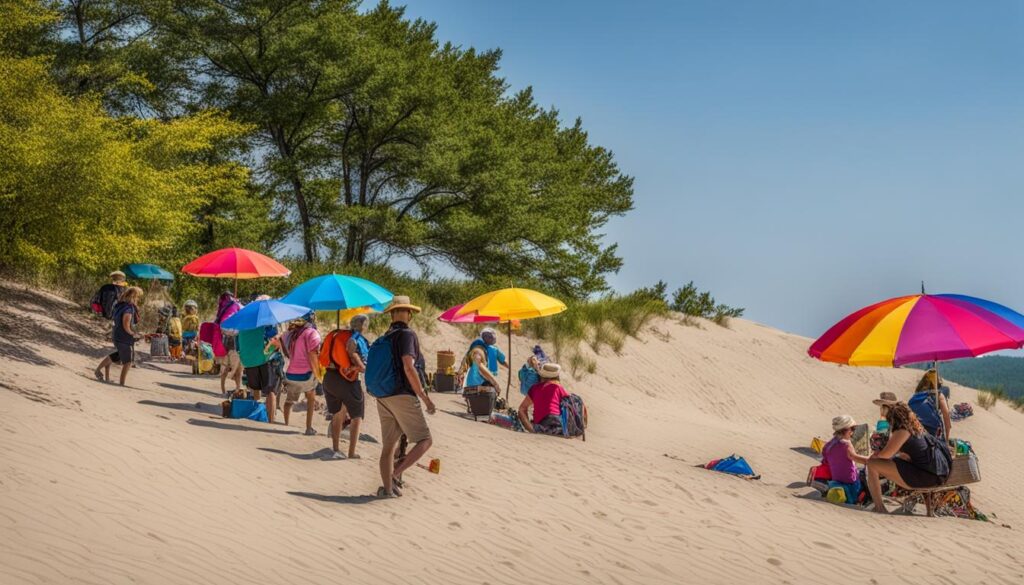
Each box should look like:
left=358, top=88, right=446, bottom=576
left=670, top=280, right=744, bottom=325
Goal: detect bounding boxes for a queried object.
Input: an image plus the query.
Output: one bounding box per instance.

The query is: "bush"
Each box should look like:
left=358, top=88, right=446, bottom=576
left=670, top=281, right=743, bottom=327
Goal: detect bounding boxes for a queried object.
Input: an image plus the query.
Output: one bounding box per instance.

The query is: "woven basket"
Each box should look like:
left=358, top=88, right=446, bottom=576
left=436, top=350, right=456, bottom=372
left=946, top=453, right=981, bottom=485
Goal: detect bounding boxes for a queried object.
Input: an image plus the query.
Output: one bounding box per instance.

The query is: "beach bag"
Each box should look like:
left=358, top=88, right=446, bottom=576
left=365, top=330, right=401, bottom=398
left=908, top=392, right=943, bottom=435
left=709, top=455, right=757, bottom=477
left=518, top=364, right=539, bottom=396
left=810, top=437, right=826, bottom=454
left=92, top=284, right=122, bottom=319
left=198, top=341, right=215, bottom=373
left=559, top=394, right=587, bottom=440
left=319, top=330, right=357, bottom=381
left=150, top=334, right=169, bottom=357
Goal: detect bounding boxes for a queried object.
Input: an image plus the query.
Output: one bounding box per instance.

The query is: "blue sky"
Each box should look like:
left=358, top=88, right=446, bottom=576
left=402, top=1, right=1024, bottom=338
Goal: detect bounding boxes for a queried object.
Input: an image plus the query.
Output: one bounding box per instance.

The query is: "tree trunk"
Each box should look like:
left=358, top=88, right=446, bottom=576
left=271, top=124, right=316, bottom=262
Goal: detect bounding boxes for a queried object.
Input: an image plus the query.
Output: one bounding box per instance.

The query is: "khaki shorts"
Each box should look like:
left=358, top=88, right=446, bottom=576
left=283, top=374, right=317, bottom=404
left=377, top=394, right=431, bottom=446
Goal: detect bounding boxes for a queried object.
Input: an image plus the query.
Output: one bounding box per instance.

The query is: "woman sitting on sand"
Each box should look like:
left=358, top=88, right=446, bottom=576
left=865, top=400, right=947, bottom=513
left=823, top=415, right=869, bottom=503
left=517, top=362, right=569, bottom=435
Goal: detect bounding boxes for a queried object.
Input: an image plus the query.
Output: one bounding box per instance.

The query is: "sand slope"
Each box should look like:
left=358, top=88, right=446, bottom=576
left=1, top=279, right=1023, bottom=585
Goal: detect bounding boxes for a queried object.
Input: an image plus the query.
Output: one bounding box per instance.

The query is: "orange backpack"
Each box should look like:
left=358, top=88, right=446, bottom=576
left=319, top=330, right=358, bottom=381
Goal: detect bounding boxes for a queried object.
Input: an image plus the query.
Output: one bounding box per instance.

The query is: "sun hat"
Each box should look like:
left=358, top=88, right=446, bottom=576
left=383, top=295, right=421, bottom=314
left=184, top=299, right=198, bottom=308
left=481, top=327, right=497, bottom=337
left=832, top=414, right=856, bottom=432
left=872, top=391, right=899, bottom=407
left=538, top=362, right=561, bottom=379
left=110, top=270, right=126, bottom=279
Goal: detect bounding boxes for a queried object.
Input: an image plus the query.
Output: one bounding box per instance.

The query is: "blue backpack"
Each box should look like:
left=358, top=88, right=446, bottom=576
left=365, top=330, right=401, bottom=398
left=908, top=392, right=943, bottom=434
left=710, top=455, right=756, bottom=477
left=518, top=364, right=539, bottom=396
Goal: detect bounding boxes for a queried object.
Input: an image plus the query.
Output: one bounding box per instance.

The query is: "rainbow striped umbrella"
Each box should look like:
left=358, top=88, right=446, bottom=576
left=809, top=294, right=1024, bottom=367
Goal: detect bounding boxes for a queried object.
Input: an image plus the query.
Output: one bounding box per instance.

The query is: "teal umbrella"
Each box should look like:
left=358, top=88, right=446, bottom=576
left=123, top=263, right=174, bottom=282
left=281, top=274, right=393, bottom=327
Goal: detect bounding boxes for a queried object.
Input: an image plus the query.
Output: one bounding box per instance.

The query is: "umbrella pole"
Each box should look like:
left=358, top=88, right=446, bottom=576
left=506, top=321, right=512, bottom=404
left=337, top=310, right=341, bottom=330
left=934, top=361, right=945, bottom=440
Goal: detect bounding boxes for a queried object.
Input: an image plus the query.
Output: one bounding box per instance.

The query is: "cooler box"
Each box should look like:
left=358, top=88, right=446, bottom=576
left=464, top=388, right=496, bottom=419
left=434, top=372, right=459, bottom=393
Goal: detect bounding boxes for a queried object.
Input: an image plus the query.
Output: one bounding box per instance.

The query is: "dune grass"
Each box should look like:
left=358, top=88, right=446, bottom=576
left=975, top=386, right=1024, bottom=411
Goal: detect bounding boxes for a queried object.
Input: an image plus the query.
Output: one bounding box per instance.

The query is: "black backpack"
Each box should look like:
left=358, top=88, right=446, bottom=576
left=93, top=284, right=123, bottom=320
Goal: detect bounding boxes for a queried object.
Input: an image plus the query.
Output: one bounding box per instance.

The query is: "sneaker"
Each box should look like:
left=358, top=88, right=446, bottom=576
left=331, top=450, right=347, bottom=460
left=304, top=427, right=317, bottom=436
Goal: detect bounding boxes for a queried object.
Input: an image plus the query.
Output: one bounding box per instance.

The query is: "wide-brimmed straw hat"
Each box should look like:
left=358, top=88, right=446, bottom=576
left=872, top=391, right=899, bottom=407
left=383, top=295, right=421, bottom=314
left=832, top=414, right=856, bottom=432
left=538, top=362, right=561, bottom=379
left=109, top=270, right=126, bottom=279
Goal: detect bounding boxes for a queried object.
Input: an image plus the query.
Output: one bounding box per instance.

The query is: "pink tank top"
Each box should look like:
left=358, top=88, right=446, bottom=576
left=823, top=437, right=858, bottom=484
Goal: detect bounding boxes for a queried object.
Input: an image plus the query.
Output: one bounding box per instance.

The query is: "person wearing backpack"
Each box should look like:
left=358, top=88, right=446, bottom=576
left=274, top=313, right=322, bottom=435
left=459, top=327, right=508, bottom=391
left=908, top=369, right=952, bottom=440
left=367, top=296, right=435, bottom=498
left=865, top=401, right=952, bottom=513
left=93, top=286, right=144, bottom=386
left=90, top=271, right=127, bottom=335
left=517, top=362, right=569, bottom=435
left=214, top=292, right=243, bottom=396
left=321, top=314, right=371, bottom=460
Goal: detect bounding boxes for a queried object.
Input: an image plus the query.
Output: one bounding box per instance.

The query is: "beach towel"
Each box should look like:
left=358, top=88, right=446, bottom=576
left=951, top=403, right=974, bottom=422
left=706, top=455, right=759, bottom=479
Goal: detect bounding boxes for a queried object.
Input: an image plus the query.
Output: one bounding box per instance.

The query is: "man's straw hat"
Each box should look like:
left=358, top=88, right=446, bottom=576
left=872, top=391, right=899, bottom=407
left=383, top=295, right=421, bottom=314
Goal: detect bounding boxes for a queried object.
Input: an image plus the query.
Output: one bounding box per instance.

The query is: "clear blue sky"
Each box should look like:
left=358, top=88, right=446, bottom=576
left=402, top=0, right=1024, bottom=338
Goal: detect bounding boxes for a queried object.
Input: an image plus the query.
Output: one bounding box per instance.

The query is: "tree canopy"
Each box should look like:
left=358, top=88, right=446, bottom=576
left=2, top=0, right=635, bottom=298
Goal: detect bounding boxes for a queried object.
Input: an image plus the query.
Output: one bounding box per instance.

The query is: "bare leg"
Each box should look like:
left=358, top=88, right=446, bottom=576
left=220, top=365, right=228, bottom=395
left=266, top=392, right=277, bottom=424
left=253, top=390, right=262, bottom=401
left=866, top=459, right=912, bottom=513
left=283, top=401, right=293, bottom=426
left=392, top=438, right=433, bottom=481
left=347, top=417, right=362, bottom=458
left=380, top=438, right=398, bottom=493
left=233, top=365, right=242, bottom=392
left=331, top=405, right=346, bottom=452
left=118, top=362, right=131, bottom=386
left=95, top=356, right=112, bottom=380
left=304, top=390, right=316, bottom=432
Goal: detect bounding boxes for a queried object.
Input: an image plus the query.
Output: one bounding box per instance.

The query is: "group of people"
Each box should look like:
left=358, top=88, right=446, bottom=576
left=823, top=369, right=956, bottom=513
left=90, top=276, right=575, bottom=498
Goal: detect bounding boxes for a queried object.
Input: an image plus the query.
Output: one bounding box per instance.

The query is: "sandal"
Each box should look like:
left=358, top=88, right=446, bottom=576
left=93, top=370, right=104, bottom=381
left=376, top=487, right=396, bottom=498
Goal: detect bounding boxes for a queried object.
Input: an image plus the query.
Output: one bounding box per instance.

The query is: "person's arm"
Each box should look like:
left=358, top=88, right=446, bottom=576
left=518, top=395, right=534, bottom=433
left=845, top=440, right=869, bottom=465
left=938, top=394, right=952, bottom=440
left=346, top=338, right=366, bottom=374
left=870, top=429, right=909, bottom=459
left=473, top=348, right=501, bottom=387
left=402, top=354, right=435, bottom=414
left=122, top=310, right=137, bottom=338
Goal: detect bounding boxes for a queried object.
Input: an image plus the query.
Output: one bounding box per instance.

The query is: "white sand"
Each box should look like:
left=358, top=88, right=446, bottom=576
left=1, top=279, right=1023, bottom=585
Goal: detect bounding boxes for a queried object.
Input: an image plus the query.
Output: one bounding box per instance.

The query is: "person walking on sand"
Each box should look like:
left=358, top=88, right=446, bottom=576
left=373, top=296, right=436, bottom=497
left=322, top=314, right=371, bottom=460
left=93, top=286, right=144, bottom=386
left=275, top=313, right=322, bottom=434
left=214, top=292, right=242, bottom=395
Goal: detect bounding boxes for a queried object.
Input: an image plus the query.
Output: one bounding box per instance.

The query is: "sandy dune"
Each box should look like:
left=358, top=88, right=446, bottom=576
left=1, top=279, right=1023, bottom=585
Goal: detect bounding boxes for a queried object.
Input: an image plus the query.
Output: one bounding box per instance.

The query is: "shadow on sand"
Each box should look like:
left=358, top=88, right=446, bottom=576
left=259, top=447, right=336, bottom=461
left=139, top=399, right=221, bottom=415
left=156, top=381, right=222, bottom=398
left=187, top=418, right=299, bottom=435
left=287, top=491, right=379, bottom=505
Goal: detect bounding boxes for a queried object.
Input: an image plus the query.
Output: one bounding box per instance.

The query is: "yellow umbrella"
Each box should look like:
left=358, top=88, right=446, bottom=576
left=455, top=287, right=567, bottom=400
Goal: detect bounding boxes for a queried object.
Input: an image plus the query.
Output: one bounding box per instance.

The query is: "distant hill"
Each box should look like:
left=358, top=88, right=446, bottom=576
left=908, top=356, right=1024, bottom=398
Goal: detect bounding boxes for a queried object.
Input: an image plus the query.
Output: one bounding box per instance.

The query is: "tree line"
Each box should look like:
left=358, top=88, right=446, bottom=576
left=1, top=0, right=633, bottom=298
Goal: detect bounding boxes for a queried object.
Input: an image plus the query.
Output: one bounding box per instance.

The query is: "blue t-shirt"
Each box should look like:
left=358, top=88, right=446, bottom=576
left=351, top=331, right=370, bottom=364
left=465, top=340, right=506, bottom=387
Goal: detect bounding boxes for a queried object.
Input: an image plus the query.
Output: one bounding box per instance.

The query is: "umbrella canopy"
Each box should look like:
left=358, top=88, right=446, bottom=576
left=221, top=299, right=311, bottom=331
left=281, top=274, right=393, bottom=312
left=182, top=247, right=291, bottom=279
left=455, top=287, right=566, bottom=321
left=808, top=294, right=1024, bottom=367
left=438, top=303, right=501, bottom=324
left=123, top=263, right=174, bottom=282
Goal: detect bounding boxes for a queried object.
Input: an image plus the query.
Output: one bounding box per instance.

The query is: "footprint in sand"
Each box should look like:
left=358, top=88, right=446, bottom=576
left=448, top=521, right=461, bottom=529
left=767, top=558, right=782, bottom=567
left=813, top=541, right=835, bottom=550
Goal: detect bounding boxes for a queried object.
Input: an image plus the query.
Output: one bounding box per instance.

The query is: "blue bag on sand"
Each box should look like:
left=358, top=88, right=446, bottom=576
left=518, top=365, right=539, bottom=396
left=230, top=399, right=265, bottom=421
left=365, top=330, right=400, bottom=398
left=710, top=455, right=757, bottom=477
left=246, top=403, right=268, bottom=423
